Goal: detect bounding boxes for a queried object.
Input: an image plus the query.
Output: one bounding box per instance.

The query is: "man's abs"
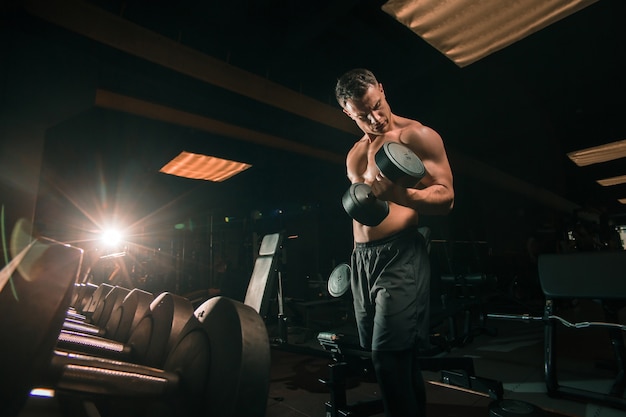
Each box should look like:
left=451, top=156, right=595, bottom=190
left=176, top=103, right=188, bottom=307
left=353, top=203, right=419, bottom=243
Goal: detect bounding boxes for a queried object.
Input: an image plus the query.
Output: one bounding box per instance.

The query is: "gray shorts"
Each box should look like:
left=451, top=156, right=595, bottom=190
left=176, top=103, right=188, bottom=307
left=351, top=227, right=430, bottom=351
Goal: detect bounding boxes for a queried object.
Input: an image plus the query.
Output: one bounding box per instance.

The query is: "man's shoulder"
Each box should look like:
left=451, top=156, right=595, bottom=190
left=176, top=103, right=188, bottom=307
left=396, top=116, right=425, bottom=131
left=348, top=136, right=370, bottom=153
left=398, top=119, right=440, bottom=143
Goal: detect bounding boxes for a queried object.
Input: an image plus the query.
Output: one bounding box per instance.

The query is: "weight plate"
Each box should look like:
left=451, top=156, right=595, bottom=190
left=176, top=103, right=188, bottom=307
left=328, top=263, right=351, bottom=297
left=195, top=296, right=271, bottom=417
left=375, top=142, right=426, bottom=187
left=0, top=240, right=83, bottom=416
left=10, top=218, right=50, bottom=282
left=342, top=183, right=388, bottom=227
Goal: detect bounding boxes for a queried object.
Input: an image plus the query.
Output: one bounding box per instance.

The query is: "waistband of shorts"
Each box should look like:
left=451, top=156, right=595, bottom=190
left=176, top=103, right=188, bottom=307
left=355, top=226, right=420, bottom=248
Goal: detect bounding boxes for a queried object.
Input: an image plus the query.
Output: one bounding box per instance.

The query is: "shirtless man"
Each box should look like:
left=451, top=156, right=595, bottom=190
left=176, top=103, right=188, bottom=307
left=335, top=68, right=454, bottom=417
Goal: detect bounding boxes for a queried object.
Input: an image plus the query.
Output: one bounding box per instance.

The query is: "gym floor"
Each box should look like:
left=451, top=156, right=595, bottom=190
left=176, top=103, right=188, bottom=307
left=264, top=297, right=626, bottom=417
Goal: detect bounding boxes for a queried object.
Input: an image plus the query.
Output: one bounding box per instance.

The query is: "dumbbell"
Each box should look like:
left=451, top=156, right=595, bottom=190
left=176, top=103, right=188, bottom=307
left=63, top=285, right=130, bottom=336
left=68, top=282, right=98, bottom=319
left=63, top=286, right=155, bottom=346
left=56, top=291, right=194, bottom=366
left=342, top=141, right=426, bottom=226
left=63, top=283, right=114, bottom=335
left=69, top=282, right=114, bottom=322
left=0, top=235, right=84, bottom=417
left=47, top=296, right=270, bottom=417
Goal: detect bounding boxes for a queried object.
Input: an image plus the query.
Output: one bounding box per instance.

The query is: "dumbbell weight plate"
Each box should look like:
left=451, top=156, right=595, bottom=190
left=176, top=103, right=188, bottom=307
left=328, top=263, right=351, bottom=298
left=375, top=142, right=426, bottom=187
left=195, top=296, right=271, bottom=417
left=0, top=238, right=84, bottom=416
left=342, top=183, right=389, bottom=227
left=105, top=288, right=154, bottom=343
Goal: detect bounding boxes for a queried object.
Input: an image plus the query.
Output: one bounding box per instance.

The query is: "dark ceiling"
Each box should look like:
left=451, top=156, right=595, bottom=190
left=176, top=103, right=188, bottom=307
left=3, top=0, right=626, bottom=250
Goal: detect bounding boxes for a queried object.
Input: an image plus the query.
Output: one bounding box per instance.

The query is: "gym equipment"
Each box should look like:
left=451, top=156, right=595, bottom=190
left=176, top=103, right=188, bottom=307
left=247, top=232, right=339, bottom=354
left=342, top=183, right=389, bottom=227
left=342, top=141, right=425, bottom=226
left=243, top=231, right=290, bottom=347
left=239, top=233, right=316, bottom=350
left=43, top=295, right=270, bottom=417
left=244, top=232, right=283, bottom=318
left=374, top=141, right=426, bottom=187
left=436, top=272, right=498, bottom=345
left=57, top=291, right=196, bottom=366
left=50, top=230, right=279, bottom=416
left=63, top=285, right=130, bottom=336
left=327, top=263, right=351, bottom=298
left=77, top=282, right=114, bottom=319
left=89, top=285, right=130, bottom=327
left=317, top=330, right=547, bottom=417
left=66, top=282, right=111, bottom=322
left=102, top=287, right=154, bottom=342
left=489, top=250, right=626, bottom=411
left=1, top=239, right=272, bottom=417
left=68, top=282, right=98, bottom=316
left=0, top=237, right=84, bottom=416
left=62, top=286, right=153, bottom=343
left=316, top=332, right=520, bottom=417
left=195, top=295, right=271, bottom=417
left=428, top=238, right=499, bottom=348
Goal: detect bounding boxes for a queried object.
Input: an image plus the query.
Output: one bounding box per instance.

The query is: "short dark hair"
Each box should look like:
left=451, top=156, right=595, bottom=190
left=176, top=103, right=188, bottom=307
left=335, top=68, right=379, bottom=108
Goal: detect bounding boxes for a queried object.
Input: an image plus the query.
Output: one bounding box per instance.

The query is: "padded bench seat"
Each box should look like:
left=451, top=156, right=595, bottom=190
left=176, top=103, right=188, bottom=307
left=538, top=250, right=626, bottom=410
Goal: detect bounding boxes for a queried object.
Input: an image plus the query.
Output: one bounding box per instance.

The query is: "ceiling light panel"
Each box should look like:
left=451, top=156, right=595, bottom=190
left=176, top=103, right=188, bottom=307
left=597, top=175, right=626, bottom=187
left=381, top=0, right=598, bottom=67
left=567, top=139, right=626, bottom=167
left=159, top=151, right=251, bottom=182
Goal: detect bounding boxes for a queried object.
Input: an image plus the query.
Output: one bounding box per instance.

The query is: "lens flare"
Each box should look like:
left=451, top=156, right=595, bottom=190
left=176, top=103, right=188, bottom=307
left=100, top=229, right=122, bottom=247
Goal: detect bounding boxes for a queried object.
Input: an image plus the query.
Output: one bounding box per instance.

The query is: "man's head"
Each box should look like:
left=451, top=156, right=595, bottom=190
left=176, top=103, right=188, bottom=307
left=335, top=68, right=391, bottom=135
left=335, top=68, right=379, bottom=108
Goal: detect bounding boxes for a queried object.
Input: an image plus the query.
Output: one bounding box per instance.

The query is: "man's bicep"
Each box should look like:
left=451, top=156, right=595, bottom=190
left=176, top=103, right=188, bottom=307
left=412, top=132, right=452, bottom=185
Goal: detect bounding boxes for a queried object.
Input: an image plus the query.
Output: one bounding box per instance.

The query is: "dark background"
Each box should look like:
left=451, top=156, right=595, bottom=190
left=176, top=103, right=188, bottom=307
left=1, top=0, right=625, bottom=299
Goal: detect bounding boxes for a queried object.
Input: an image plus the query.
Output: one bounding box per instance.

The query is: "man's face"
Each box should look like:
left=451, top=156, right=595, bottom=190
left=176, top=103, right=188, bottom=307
left=342, top=83, right=391, bottom=135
